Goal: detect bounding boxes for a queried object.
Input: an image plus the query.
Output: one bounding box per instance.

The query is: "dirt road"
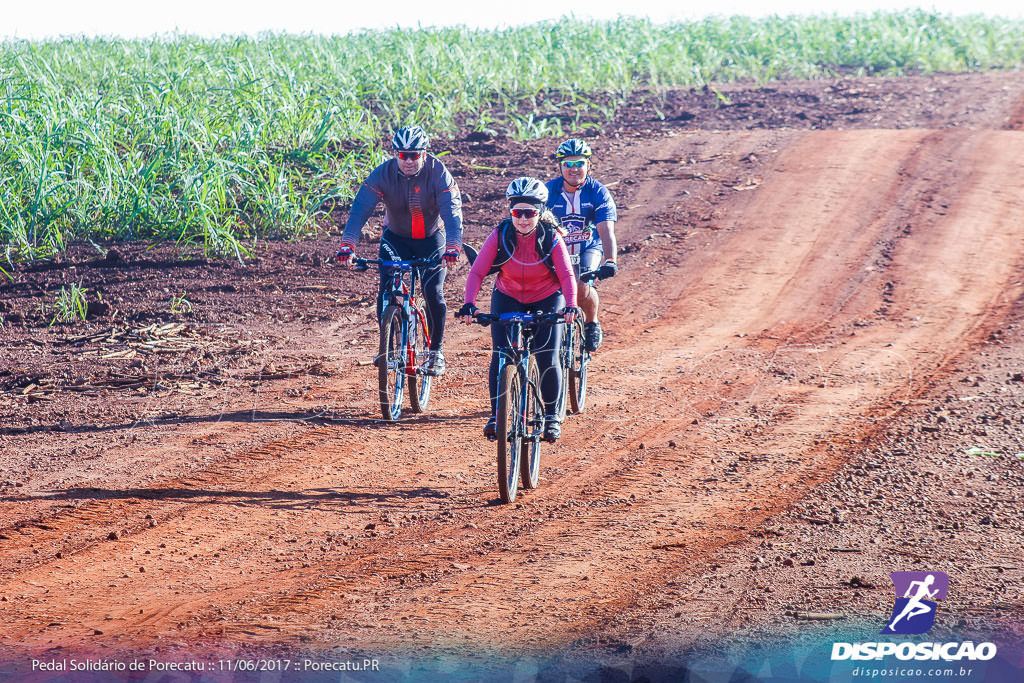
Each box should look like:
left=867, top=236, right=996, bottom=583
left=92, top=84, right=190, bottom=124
left=2, top=72, right=1024, bottom=669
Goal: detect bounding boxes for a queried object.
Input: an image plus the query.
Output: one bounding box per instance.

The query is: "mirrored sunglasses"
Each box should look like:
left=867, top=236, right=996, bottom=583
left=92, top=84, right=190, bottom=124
left=397, top=151, right=423, bottom=161
left=510, top=208, right=540, bottom=219
left=561, top=159, right=586, bottom=168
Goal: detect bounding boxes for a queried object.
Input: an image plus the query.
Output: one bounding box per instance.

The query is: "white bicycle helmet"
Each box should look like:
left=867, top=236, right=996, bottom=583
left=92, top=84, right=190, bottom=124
left=392, top=126, right=429, bottom=151
left=554, top=138, right=592, bottom=160
left=506, top=177, right=548, bottom=205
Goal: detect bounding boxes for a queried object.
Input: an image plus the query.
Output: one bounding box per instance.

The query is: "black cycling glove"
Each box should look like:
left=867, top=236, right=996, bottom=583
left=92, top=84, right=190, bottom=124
left=456, top=302, right=479, bottom=318
left=597, top=260, right=618, bottom=280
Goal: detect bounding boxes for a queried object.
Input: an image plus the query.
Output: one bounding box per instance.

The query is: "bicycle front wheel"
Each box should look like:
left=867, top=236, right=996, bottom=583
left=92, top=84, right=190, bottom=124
left=567, top=318, right=589, bottom=414
left=408, top=307, right=432, bottom=413
left=496, top=362, right=524, bottom=504
left=377, top=305, right=406, bottom=421
left=519, top=356, right=543, bottom=491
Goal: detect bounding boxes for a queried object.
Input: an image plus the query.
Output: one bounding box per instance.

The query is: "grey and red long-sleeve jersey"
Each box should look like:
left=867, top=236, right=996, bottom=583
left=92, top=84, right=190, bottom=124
left=341, top=155, right=463, bottom=250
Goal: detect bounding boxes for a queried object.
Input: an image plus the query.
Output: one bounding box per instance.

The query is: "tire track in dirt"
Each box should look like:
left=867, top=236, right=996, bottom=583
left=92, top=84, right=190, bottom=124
left=329, top=128, right=1024, bottom=653
left=0, top=425, right=356, bottom=574
left=3, top=128, right=1024, bottom=659
left=315, top=128, right=1024, bottom=652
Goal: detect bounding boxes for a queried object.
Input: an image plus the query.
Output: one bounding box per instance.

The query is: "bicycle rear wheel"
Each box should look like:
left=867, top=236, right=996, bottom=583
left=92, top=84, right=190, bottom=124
left=496, top=362, right=524, bottom=504
left=519, top=356, right=543, bottom=490
left=567, top=318, right=589, bottom=414
left=377, top=305, right=406, bottom=421
left=407, top=308, right=432, bottom=413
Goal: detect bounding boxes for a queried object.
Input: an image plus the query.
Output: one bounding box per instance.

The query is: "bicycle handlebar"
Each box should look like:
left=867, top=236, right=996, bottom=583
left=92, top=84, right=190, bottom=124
left=472, top=311, right=566, bottom=328
left=353, top=256, right=442, bottom=272
left=579, top=269, right=600, bottom=284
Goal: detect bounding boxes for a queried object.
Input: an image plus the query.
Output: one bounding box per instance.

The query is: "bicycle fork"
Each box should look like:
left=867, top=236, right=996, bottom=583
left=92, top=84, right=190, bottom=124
left=409, top=304, right=431, bottom=376
left=521, top=366, right=543, bottom=443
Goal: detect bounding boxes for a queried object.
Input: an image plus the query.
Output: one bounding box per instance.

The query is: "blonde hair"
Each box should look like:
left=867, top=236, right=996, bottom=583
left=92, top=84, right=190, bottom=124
left=538, top=209, right=566, bottom=236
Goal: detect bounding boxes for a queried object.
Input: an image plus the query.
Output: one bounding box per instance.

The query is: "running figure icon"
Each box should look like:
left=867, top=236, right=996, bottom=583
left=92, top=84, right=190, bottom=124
left=881, top=571, right=949, bottom=635
left=887, top=575, right=938, bottom=631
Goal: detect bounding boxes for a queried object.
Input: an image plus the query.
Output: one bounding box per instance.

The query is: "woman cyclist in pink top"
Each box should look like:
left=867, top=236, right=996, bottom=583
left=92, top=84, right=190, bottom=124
left=457, top=178, right=579, bottom=442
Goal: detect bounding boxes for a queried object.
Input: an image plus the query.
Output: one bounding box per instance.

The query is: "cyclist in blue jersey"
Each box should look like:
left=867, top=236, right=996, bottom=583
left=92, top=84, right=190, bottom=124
left=544, top=138, right=618, bottom=352
left=335, top=125, right=463, bottom=376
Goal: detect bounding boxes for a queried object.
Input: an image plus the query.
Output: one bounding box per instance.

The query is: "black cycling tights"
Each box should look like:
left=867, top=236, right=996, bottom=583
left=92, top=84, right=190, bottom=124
left=378, top=230, right=447, bottom=351
left=488, top=288, right=564, bottom=419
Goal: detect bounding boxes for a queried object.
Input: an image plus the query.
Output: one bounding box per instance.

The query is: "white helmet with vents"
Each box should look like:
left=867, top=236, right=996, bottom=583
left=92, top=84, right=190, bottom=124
left=392, top=126, right=429, bottom=151
left=505, top=177, right=549, bottom=205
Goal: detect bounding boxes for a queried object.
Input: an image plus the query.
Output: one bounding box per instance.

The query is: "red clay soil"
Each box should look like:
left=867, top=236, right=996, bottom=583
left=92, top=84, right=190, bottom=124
left=1, top=71, right=1024, bottom=671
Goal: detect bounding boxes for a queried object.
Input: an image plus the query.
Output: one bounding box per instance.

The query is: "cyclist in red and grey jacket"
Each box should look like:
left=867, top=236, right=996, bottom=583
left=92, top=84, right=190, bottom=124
left=457, top=178, right=579, bottom=442
left=336, top=126, right=463, bottom=376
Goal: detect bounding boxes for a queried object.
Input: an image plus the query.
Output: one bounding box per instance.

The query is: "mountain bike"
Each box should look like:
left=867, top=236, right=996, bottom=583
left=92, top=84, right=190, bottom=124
left=354, top=256, right=438, bottom=421
left=560, top=270, right=599, bottom=416
left=474, top=311, right=565, bottom=504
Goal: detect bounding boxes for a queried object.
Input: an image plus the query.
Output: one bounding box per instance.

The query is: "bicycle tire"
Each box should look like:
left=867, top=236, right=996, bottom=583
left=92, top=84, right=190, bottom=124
left=496, top=362, right=524, bottom=504
left=519, top=355, right=543, bottom=490
left=407, top=307, right=432, bottom=413
left=567, top=318, right=589, bottom=414
left=378, top=305, right=406, bottom=421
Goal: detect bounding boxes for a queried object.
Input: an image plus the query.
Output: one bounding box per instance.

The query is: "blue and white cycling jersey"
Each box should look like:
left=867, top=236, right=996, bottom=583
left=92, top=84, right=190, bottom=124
left=544, top=176, right=617, bottom=258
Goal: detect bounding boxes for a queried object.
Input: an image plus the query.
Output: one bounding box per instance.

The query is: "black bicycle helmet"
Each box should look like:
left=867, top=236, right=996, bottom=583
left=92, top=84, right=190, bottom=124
left=554, top=138, right=592, bottom=160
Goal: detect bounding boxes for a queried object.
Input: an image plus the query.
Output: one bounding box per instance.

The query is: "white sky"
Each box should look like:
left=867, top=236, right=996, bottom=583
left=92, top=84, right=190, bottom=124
left=4, top=0, right=1023, bottom=40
